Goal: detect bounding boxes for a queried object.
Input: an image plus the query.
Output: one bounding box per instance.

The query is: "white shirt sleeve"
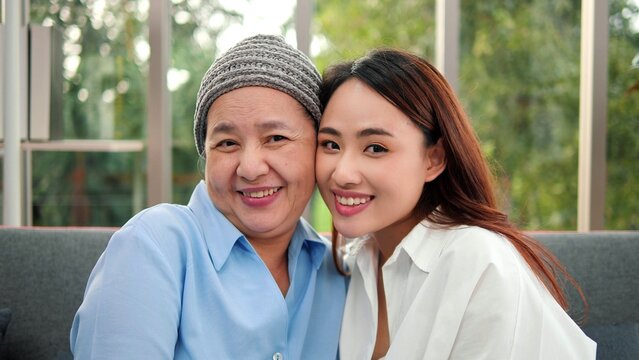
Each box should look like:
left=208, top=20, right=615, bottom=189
left=421, top=231, right=596, bottom=360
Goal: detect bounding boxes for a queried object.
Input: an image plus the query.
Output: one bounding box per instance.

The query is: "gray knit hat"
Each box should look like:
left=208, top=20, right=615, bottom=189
left=193, top=34, right=322, bottom=156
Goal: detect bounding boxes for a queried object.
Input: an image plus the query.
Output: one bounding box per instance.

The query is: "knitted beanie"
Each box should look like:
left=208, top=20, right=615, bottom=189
left=193, top=34, right=322, bottom=156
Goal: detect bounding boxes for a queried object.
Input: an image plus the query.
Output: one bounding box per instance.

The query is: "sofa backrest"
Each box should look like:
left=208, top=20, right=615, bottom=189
left=0, top=227, right=114, bottom=360
left=532, top=231, right=639, bottom=359
left=532, top=231, right=639, bottom=325
left=1, top=228, right=637, bottom=360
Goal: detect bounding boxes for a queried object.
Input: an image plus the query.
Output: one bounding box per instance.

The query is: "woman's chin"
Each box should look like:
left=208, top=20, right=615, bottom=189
left=334, top=225, right=369, bottom=239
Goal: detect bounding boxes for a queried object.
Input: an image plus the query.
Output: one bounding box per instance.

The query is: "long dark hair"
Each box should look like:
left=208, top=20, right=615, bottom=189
left=321, top=48, right=585, bottom=313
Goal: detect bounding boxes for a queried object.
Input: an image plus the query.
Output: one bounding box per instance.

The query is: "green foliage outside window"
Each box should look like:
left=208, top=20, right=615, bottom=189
left=312, top=0, right=638, bottom=231
left=28, top=0, right=238, bottom=226
left=23, top=0, right=637, bottom=230
left=30, top=0, right=149, bottom=226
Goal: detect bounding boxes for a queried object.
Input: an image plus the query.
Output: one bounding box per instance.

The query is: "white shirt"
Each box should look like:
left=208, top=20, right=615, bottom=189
left=339, top=221, right=596, bottom=360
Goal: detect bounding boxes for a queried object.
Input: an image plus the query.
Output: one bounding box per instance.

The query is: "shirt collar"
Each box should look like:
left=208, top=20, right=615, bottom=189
left=288, top=217, right=329, bottom=271
left=188, top=181, right=328, bottom=271
left=188, top=181, right=244, bottom=270
left=385, top=221, right=449, bottom=273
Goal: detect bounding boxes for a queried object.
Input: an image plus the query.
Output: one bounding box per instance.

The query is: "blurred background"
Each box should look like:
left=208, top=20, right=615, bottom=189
left=1, top=0, right=637, bottom=231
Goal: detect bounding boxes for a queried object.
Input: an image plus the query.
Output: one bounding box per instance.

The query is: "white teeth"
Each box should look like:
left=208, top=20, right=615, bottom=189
left=243, top=187, right=279, bottom=198
left=336, top=195, right=370, bottom=206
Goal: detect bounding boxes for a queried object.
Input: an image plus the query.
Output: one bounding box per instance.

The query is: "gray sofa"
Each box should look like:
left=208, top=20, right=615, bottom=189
left=0, top=228, right=114, bottom=360
left=0, top=227, right=638, bottom=360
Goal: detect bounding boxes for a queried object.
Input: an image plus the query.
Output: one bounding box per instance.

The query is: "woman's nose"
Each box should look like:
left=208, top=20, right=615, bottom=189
left=236, top=146, right=269, bottom=181
left=331, top=152, right=361, bottom=187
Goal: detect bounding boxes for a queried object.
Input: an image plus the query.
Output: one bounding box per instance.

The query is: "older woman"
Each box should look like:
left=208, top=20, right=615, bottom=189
left=71, top=35, right=346, bottom=359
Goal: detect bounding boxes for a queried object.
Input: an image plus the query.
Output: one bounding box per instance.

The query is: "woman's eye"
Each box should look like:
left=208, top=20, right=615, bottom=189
left=269, top=135, right=288, bottom=143
left=215, top=140, right=238, bottom=149
left=365, top=144, right=388, bottom=154
left=320, top=140, right=340, bottom=151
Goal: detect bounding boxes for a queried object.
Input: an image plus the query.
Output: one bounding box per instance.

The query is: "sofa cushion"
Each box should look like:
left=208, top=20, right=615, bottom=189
left=0, top=308, right=10, bottom=340
left=583, top=323, right=639, bottom=360
left=0, top=227, right=114, bottom=360
left=0, top=308, right=11, bottom=360
left=532, top=232, right=639, bottom=325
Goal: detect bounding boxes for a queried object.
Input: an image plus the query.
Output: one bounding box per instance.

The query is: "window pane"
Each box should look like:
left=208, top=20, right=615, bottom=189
left=30, top=0, right=148, bottom=140
left=28, top=0, right=149, bottom=226
left=459, top=0, right=581, bottom=230
left=312, top=0, right=436, bottom=70
left=31, top=151, right=144, bottom=226
left=606, top=0, right=639, bottom=229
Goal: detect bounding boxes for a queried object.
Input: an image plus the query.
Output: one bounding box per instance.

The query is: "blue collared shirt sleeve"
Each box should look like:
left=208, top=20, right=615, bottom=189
left=70, top=220, right=183, bottom=359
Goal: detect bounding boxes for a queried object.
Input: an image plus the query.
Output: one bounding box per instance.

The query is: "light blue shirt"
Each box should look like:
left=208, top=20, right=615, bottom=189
left=70, top=181, right=346, bottom=359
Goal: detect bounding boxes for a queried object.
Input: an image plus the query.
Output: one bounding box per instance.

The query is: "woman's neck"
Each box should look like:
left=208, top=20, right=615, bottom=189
left=373, top=213, right=423, bottom=265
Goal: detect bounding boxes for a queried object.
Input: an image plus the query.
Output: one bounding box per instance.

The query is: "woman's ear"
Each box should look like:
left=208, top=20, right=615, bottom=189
left=424, top=138, right=446, bottom=182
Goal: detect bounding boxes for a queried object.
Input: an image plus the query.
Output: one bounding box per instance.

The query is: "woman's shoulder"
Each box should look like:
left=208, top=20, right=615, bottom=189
left=423, top=222, right=521, bottom=271
left=109, top=203, right=203, bottom=258
left=120, top=203, right=199, bottom=235
left=129, top=202, right=193, bottom=224
left=443, top=224, right=506, bottom=248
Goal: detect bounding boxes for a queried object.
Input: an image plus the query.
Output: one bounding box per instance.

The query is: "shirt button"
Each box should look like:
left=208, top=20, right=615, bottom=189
left=273, top=352, right=283, bottom=360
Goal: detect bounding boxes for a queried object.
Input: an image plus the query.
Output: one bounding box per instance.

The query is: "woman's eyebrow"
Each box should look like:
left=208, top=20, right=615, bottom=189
left=357, top=128, right=393, bottom=137
left=318, top=127, right=394, bottom=138
left=256, top=120, right=293, bottom=131
left=318, top=127, right=341, bottom=136
left=210, top=121, right=236, bottom=135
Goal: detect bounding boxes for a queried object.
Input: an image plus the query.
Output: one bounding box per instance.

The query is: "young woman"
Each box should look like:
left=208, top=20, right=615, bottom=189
left=315, top=49, right=596, bottom=359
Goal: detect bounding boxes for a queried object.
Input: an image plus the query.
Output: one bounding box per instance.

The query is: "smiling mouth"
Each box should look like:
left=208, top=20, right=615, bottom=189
left=240, top=187, right=281, bottom=198
left=335, top=194, right=372, bottom=206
